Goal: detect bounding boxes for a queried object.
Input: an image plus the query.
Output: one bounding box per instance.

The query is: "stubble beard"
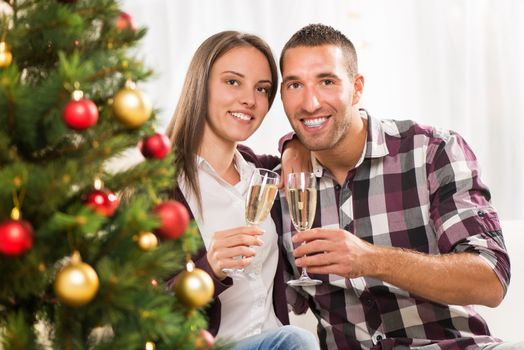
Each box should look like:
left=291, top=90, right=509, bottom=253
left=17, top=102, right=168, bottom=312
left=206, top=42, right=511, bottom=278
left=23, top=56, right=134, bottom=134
left=294, top=115, right=352, bottom=153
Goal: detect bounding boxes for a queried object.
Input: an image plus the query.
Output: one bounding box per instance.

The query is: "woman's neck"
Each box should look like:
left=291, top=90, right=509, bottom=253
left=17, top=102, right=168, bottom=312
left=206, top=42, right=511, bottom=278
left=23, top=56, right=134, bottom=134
left=198, top=133, right=240, bottom=185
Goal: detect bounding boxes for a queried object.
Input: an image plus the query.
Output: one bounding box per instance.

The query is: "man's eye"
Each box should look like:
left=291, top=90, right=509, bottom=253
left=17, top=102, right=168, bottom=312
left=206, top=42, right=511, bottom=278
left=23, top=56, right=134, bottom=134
left=287, top=82, right=301, bottom=89
left=321, top=79, right=335, bottom=86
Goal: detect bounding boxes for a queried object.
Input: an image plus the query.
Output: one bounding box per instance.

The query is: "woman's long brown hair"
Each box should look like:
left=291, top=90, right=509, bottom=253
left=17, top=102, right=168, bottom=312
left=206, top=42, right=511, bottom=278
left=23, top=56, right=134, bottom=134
left=165, top=31, right=278, bottom=211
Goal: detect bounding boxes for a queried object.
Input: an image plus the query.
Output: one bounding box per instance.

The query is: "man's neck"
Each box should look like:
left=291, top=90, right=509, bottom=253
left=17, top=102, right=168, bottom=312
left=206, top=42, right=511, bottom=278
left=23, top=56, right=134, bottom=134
left=314, top=115, right=368, bottom=185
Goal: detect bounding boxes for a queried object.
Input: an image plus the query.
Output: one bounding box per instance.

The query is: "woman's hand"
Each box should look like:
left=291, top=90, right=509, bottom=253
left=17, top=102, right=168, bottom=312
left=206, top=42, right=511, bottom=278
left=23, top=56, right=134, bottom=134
left=206, top=226, right=264, bottom=280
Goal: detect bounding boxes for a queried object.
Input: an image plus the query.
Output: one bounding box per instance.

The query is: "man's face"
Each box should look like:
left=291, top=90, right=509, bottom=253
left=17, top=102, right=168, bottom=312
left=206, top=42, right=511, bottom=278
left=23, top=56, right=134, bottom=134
left=280, top=45, right=358, bottom=152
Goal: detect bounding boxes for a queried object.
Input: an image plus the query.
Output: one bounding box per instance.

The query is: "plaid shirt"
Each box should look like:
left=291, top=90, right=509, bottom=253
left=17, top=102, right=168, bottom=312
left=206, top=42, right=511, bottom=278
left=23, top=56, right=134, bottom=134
left=280, top=111, right=510, bottom=350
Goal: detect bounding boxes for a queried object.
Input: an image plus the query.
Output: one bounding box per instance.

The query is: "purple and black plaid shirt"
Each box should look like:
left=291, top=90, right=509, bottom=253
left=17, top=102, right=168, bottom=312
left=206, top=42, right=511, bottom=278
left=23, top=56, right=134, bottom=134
left=280, top=111, right=510, bottom=350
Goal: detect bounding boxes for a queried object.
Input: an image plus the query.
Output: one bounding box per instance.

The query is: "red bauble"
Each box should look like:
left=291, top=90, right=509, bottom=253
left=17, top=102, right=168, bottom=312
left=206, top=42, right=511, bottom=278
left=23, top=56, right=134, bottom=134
left=0, top=219, right=34, bottom=256
left=85, top=189, right=120, bottom=217
left=195, top=329, right=215, bottom=350
left=115, top=11, right=136, bottom=32
left=153, top=201, right=189, bottom=240
left=139, top=133, right=171, bottom=159
left=63, top=98, right=99, bottom=130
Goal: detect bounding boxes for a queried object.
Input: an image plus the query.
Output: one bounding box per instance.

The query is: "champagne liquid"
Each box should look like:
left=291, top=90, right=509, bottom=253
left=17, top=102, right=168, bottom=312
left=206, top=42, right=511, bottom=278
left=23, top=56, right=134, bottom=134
left=245, top=184, right=278, bottom=225
left=287, top=188, right=317, bottom=231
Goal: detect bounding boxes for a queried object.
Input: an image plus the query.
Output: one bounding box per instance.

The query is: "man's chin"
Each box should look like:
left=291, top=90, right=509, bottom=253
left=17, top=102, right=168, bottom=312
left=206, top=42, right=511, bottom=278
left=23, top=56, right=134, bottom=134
left=297, top=137, right=331, bottom=152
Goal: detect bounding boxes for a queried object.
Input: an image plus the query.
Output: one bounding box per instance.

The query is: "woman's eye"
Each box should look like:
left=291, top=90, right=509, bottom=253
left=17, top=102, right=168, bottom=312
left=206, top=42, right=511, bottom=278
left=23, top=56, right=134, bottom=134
left=226, top=79, right=239, bottom=86
left=257, top=87, right=270, bottom=94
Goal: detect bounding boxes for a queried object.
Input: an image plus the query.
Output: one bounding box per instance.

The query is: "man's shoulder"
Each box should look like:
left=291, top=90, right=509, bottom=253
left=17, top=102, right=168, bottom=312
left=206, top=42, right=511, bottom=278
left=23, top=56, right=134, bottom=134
left=380, top=118, right=455, bottom=142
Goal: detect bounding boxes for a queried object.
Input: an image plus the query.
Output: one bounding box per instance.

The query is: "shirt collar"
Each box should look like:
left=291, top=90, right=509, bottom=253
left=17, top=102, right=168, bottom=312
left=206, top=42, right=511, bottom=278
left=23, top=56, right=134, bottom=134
left=196, top=149, right=252, bottom=182
left=311, top=109, right=389, bottom=177
left=363, top=109, right=390, bottom=159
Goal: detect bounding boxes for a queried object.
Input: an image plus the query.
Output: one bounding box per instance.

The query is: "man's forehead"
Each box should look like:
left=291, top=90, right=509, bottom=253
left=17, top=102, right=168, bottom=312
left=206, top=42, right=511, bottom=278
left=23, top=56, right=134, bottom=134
left=281, top=45, right=345, bottom=75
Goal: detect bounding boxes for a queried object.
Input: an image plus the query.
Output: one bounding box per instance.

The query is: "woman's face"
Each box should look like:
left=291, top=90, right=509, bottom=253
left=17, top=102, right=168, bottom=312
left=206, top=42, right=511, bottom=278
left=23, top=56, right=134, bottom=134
left=205, top=46, right=273, bottom=146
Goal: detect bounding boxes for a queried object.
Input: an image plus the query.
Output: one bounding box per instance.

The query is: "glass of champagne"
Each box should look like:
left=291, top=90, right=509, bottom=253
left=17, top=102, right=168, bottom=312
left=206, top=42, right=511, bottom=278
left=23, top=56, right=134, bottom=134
left=223, top=168, right=279, bottom=277
left=286, top=172, right=322, bottom=286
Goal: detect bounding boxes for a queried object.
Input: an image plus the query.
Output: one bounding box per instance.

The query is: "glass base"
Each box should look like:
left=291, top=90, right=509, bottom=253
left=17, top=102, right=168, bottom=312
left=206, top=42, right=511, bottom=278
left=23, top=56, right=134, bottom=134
left=222, top=268, right=245, bottom=277
left=287, top=276, right=322, bottom=287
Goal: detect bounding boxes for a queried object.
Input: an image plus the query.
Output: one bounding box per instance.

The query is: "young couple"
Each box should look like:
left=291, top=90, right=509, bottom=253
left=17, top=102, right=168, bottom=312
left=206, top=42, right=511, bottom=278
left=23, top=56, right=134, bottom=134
left=166, top=24, right=519, bottom=350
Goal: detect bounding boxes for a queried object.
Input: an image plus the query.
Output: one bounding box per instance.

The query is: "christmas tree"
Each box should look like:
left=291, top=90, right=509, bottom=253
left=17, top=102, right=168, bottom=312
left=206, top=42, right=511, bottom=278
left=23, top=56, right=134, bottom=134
left=0, top=1, right=217, bottom=349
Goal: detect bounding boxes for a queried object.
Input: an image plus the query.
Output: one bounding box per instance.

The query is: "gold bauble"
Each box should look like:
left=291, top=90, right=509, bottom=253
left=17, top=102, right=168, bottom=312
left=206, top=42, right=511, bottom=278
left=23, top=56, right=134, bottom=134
left=174, top=263, right=214, bottom=309
left=136, top=231, right=158, bottom=251
left=112, top=83, right=152, bottom=128
left=144, top=341, right=156, bottom=350
left=54, top=251, right=99, bottom=307
left=0, top=42, right=13, bottom=68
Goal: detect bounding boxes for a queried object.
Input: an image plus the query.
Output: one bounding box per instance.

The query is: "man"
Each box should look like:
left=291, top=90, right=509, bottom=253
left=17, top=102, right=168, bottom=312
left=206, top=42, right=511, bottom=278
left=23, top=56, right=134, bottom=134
left=279, top=23, right=517, bottom=349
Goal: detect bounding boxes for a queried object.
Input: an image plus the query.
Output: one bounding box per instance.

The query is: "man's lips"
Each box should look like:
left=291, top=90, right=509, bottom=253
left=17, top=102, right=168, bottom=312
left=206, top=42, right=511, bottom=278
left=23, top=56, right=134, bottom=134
left=301, top=116, right=329, bottom=128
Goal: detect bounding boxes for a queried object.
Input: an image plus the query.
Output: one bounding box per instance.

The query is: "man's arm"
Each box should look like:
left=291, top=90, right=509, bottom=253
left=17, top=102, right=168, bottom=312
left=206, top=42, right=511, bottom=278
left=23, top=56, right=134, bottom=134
left=239, top=136, right=311, bottom=187
left=293, top=228, right=504, bottom=307
left=294, top=131, right=510, bottom=307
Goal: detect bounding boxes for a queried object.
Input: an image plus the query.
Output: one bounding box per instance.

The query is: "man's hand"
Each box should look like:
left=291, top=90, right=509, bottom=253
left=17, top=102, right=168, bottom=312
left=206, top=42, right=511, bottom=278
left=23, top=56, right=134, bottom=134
left=292, top=228, right=377, bottom=279
left=207, top=226, right=264, bottom=280
left=280, top=137, right=311, bottom=188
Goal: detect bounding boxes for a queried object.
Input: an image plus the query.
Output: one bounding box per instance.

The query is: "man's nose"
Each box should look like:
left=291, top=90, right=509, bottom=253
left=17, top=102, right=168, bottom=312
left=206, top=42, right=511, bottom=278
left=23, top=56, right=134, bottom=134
left=301, top=87, right=321, bottom=113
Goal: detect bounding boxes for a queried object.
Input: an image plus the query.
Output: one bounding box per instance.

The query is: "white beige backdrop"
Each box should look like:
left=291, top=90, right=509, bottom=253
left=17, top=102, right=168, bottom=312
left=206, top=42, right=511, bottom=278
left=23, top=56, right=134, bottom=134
left=122, top=0, right=524, bottom=221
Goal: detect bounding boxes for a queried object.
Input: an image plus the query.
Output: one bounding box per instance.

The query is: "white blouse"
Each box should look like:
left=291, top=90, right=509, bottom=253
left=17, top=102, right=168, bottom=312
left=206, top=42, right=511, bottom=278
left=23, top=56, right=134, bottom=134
left=178, top=150, right=281, bottom=342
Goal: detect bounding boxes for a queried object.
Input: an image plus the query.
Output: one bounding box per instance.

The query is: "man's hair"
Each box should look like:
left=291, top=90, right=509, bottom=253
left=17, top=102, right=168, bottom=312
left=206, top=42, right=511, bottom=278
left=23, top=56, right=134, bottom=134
left=280, top=23, right=358, bottom=77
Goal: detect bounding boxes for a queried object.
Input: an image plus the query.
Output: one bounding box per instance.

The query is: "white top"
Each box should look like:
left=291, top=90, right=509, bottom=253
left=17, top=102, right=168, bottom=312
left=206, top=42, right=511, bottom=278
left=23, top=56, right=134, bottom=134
left=178, top=150, right=281, bottom=342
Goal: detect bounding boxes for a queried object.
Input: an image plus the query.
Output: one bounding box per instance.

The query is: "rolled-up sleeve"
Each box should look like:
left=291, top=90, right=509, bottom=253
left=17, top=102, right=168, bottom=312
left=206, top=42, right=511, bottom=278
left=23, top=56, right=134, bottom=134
left=427, top=132, right=511, bottom=294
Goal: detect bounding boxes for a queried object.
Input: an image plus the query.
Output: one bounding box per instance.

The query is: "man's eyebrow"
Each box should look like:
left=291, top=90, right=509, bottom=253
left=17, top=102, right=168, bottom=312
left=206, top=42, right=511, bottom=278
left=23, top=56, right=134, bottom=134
left=317, top=72, right=340, bottom=80
left=282, top=75, right=300, bottom=84
left=282, top=72, right=341, bottom=84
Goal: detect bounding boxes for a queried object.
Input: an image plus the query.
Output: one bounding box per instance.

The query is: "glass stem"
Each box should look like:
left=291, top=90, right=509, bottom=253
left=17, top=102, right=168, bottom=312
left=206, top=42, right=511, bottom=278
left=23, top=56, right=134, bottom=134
left=300, top=266, right=309, bottom=279
left=299, top=237, right=310, bottom=279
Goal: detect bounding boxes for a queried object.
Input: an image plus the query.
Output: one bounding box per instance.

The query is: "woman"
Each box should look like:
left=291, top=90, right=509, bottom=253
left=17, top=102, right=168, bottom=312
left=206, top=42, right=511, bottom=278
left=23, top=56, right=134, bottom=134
left=165, top=31, right=317, bottom=349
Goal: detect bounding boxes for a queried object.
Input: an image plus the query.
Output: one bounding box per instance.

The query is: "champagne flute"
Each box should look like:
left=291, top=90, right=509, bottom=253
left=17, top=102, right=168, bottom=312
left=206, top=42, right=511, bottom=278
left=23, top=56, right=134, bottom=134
left=222, top=168, right=279, bottom=277
left=286, top=172, right=322, bottom=286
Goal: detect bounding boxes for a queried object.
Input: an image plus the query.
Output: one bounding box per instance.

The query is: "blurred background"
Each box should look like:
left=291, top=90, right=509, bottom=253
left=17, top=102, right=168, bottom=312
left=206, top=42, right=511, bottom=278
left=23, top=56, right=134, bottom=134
left=122, top=0, right=524, bottom=221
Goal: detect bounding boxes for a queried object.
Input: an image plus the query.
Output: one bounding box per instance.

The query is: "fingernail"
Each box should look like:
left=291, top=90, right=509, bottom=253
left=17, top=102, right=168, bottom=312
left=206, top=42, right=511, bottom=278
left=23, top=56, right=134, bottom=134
left=295, top=258, right=302, bottom=266
left=292, top=236, right=298, bottom=242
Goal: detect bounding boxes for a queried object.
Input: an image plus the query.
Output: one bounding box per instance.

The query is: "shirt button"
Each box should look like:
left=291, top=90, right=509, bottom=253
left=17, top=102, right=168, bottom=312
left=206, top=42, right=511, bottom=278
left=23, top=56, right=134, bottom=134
left=477, top=210, right=486, bottom=217
left=335, top=184, right=341, bottom=190
left=376, top=335, right=383, bottom=341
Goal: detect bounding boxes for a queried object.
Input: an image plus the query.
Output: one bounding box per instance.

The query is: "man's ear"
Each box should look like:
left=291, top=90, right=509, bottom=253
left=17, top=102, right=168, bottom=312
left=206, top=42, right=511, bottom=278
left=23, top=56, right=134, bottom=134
left=352, top=74, right=365, bottom=105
